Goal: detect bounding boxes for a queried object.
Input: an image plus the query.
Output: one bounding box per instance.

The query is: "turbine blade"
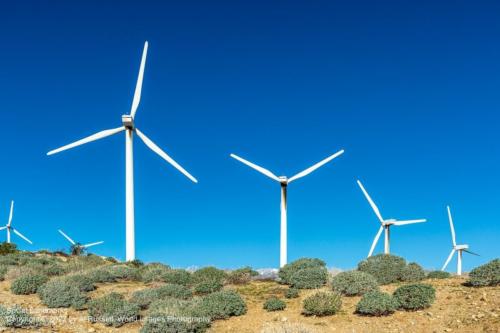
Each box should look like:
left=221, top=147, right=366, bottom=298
left=230, top=154, right=280, bottom=182
left=447, top=206, right=456, bottom=247
left=368, top=226, right=384, bottom=257
left=357, top=180, right=384, bottom=223
left=288, top=150, right=344, bottom=183
left=58, top=229, right=76, bottom=245
left=392, top=219, right=427, bottom=226
left=441, top=249, right=455, bottom=271
left=7, top=200, right=14, bottom=226
left=0, top=226, right=7, bottom=231
left=135, top=129, right=198, bottom=183
left=130, top=41, right=148, bottom=118
left=82, top=241, right=104, bottom=248
left=463, top=249, right=480, bottom=256
left=12, top=228, right=32, bottom=244
left=47, top=127, right=125, bottom=156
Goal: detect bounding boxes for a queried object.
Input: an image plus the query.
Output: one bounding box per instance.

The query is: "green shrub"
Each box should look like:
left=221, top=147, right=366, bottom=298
left=194, top=280, right=224, bottom=295
left=467, top=259, right=500, bottom=287
left=38, top=279, right=87, bottom=309
left=331, top=270, right=379, bottom=296
left=157, top=283, right=192, bottom=300
left=88, top=292, right=140, bottom=327
left=302, top=291, right=342, bottom=316
left=393, top=283, right=436, bottom=310
left=357, top=254, right=406, bottom=285
left=106, top=256, right=118, bottom=263
left=43, top=263, right=67, bottom=276
left=355, top=291, right=398, bottom=316
left=64, top=274, right=95, bottom=292
left=263, top=297, right=286, bottom=311
left=226, top=266, right=259, bottom=285
left=129, top=288, right=159, bottom=310
left=130, top=284, right=193, bottom=310
left=0, top=265, right=7, bottom=281
left=126, top=259, right=144, bottom=267
left=198, top=290, right=247, bottom=320
left=11, top=274, right=48, bottom=295
left=285, top=288, right=299, bottom=299
left=427, top=271, right=451, bottom=279
left=401, top=263, right=425, bottom=282
left=279, top=258, right=326, bottom=285
left=142, top=298, right=211, bottom=333
left=192, top=267, right=226, bottom=294
left=290, top=266, right=328, bottom=289
left=0, top=242, right=18, bottom=255
left=162, top=269, right=192, bottom=286
left=0, top=305, right=41, bottom=328
left=87, top=267, right=117, bottom=283
left=106, top=265, right=141, bottom=281
left=141, top=263, right=171, bottom=283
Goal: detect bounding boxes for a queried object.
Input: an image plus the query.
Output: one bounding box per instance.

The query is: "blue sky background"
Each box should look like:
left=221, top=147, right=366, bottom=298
left=0, top=1, right=498, bottom=271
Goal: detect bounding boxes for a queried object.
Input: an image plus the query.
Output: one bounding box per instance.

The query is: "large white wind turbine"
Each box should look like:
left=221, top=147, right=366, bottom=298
left=357, top=180, right=426, bottom=257
left=0, top=201, right=33, bottom=245
left=47, top=42, right=197, bottom=261
left=230, top=150, right=344, bottom=268
left=441, top=206, right=478, bottom=275
left=58, top=229, right=103, bottom=253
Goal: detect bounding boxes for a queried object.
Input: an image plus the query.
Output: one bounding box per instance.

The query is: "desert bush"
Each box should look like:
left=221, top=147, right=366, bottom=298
left=194, top=279, right=224, bottom=295
left=38, top=279, right=87, bottom=309
left=279, top=258, right=326, bottom=285
left=88, top=292, right=140, bottom=327
left=129, top=288, right=159, bottom=310
left=142, top=298, right=211, bottom=333
left=331, top=270, right=379, bottom=296
left=157, top=283, right=193, bottom=299
left=290, top=266, right=328, bottom=289
left=302, top=291, right=342, bottom=316
left=355, top=291, right=398, bottom=316
left=126, top=259, right=144, bottom=267
left=43, top=263, right=67, bottom=276
left=393, top=283, right=435, bottom=310
left=263, top=297, right=286, bottom=311
left=0, top=265, right=7, bottom=281
left=193, top=267, right=226, bottom=294
left=66, top=255, right=107, bottom=272
left=285, top=288, right=299, bottom=299
left=357, top=254, right=406, bottom=285
left=64, top=274, right=96, bottom=292
left=226, top=266, right=259, bottom=285
left=106, top=265, right=141, bottom=281
left=0, top=305, right=42, bottom=328
left=467, top=259, right=500, bottom=287
left=162, top=269, right=192, bottom=286
left=427, top=271, right=451, bottom=279
left=401, top=262, right=425, bottom=282
left=198, top=290, right=247, bottom=320
left=11, top=274, right=48, bottom=295
left=87, top=267, right=117, bottom=283
left=0, top=242, right=18, bottom=255
left=130, top=284, right=192, bottom=310
left=141, top=263, right=171, bottom=283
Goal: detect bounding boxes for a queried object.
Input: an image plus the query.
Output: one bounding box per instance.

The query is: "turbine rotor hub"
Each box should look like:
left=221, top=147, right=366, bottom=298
left=278, top=176, right=288, bottom=185
left=122, top=115, right=135, bottom=129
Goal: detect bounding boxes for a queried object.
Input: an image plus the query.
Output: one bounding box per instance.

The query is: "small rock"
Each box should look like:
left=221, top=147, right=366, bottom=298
left=88, top=329, right=96, bottom=333
left=426, top=312, right=433, bottom=317
left=281, top=317, right=288, bottom=322
left=465, top=295, right=472, bottom=300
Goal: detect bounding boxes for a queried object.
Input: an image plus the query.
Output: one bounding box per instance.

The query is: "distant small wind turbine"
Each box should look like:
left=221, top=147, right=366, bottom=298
left=58, top=229, right=103, bottom=255
left=230, top=150, right=344, bottom=268
left=357, top=180, right=426, bottom=257
left=0, top=201, right=32, bottom=245
left=441, top=206, right=478, bottom=276
left=47, top=41, right=198, bottom=261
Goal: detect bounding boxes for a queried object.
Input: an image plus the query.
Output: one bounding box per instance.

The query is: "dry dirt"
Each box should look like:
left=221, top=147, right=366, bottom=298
left=0, top=277, right=498, bottom=333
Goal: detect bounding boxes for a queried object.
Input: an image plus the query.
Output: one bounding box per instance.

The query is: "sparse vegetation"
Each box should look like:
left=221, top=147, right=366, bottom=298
left=193, top=266, right=226, bottom=294
left=393, top=283, right=436, bottom=310
left=331, top=270, right=379, bottom=296
left=0, top=242, right=18, bottom=255
left=427, top=271, right=451, bottom=279
left=467, top=258, right=500, bottom=287
left=10, top=274, right=48, bottom=295
left=161, top=268, right=192, bottom=286
left=0, top=265, right=7, bottom=281
left=64, top=274, right=96, bottom=292
left=401, top=262, right=426, bottom=282
left=357, top=254, right=407, bottom=285
left=38, top=279, right=87, bottom=309
left=290, top=266, right=328, bottom=289
left=141, top=263, right=171, bottom=283
left=355, top=291, right=398, bottom=316
left=0, top=305, right=42, bottom=328
left=87, top=267, right=117, bottom=283
left=302, top=291, right=342, bottom=316
left=157, top=283, right=193, bottom=299
left=279, top=258, right=326, bottom=285
left=198, top=289, right=247, bottom=320
left=106, top=264, right=141, bottom=281
left=285, top=287, right=300, bottom=299
left=264, top=297, right=286, bottom=311
left=227, top=266, right=259, bottom=285
left=88, top=292, right=140, bottom=327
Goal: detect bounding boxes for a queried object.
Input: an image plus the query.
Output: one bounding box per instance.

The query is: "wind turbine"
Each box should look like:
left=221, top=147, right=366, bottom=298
left=230, top=150, right=344, bottom=268
left=356, top=180, right=426, bottom=257
left=0, top=201, right=33, bottom=245
left=58, top=229, right=103, bottom=255
left=441, top=206, right=478, bottom=275
left=47, top=41, right=198, bottom=261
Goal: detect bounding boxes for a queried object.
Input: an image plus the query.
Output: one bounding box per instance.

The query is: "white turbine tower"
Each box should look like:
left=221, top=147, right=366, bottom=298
left=58, top=229, right=103, bottom=252
left=230, top=150, right=344, bottom=268
left=0, top=201, right=33, bottom=245
left=441, top=206, right=478, bottom=276
left=357, top=180, right=426, bottom=257
left=47, top=41, right=198, bottom=261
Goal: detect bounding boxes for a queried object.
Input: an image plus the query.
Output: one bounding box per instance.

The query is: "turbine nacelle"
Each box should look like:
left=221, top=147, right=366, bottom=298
left=278, top=176, right=288, bottom=185
left=122, top=115, right=135, bottom=129
left=455, top=244, right=469, bottom=250
left=383, top=219, right=397, bottom=226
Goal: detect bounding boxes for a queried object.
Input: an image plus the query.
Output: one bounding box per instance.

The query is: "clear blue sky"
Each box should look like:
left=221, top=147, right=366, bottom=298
left=0, top=1, right=498, bottom=271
